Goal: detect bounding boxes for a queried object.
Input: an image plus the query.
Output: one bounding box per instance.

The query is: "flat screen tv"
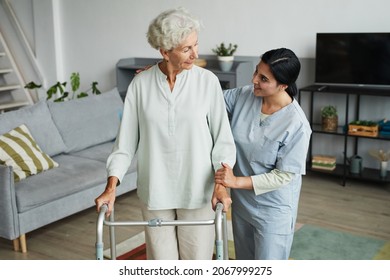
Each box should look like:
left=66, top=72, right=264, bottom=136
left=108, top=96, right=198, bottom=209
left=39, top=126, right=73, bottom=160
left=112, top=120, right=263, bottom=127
left=315, top=33, right=390, bottom=89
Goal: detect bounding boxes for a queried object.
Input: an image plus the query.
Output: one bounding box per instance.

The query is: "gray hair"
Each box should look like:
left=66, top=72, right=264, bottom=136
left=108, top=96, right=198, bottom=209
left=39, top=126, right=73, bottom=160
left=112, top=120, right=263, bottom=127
left=147, top=7, right=200, bottom=50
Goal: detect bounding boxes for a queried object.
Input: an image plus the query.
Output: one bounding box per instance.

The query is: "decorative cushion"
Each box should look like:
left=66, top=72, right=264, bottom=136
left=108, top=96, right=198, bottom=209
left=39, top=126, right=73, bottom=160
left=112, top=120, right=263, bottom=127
left=48, top=88, right=124, bottom=153
left=0, top=124, right=59, bottom=182
left=0, top=100, right=67, bottom=157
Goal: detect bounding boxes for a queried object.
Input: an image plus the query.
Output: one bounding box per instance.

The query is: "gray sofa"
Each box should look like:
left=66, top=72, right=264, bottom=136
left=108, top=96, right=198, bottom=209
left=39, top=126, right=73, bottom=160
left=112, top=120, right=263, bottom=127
left=0, top=88, right=137, bottom=252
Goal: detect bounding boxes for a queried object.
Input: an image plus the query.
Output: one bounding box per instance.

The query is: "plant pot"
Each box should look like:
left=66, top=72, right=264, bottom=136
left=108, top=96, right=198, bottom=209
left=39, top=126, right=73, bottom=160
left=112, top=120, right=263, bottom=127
left=322, top=116, right=338, bottom=132
left=217, top=56, right=234, bottom=72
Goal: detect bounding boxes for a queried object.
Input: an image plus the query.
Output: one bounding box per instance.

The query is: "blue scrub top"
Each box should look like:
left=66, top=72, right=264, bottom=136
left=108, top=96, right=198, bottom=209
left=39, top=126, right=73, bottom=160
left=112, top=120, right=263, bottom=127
left=224, top=85, right=312, bottom=235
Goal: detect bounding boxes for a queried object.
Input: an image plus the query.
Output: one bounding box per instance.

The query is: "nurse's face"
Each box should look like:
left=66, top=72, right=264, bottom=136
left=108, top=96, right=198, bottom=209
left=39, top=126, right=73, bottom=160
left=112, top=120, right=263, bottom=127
left=252, top=61, right=283, bottom=97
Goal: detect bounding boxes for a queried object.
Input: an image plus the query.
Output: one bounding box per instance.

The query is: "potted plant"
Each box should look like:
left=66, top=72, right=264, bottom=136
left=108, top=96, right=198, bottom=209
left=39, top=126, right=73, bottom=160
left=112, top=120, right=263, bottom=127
left=25, top=72, right=101, bottom=102
left=212, top=42, right=238, bottom=72
left=321, top=105, right=338, bottom=131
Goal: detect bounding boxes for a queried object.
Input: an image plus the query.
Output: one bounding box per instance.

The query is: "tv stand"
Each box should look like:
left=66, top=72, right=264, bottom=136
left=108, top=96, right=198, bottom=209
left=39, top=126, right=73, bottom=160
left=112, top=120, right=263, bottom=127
left=299, top=84, right=390, bottom=186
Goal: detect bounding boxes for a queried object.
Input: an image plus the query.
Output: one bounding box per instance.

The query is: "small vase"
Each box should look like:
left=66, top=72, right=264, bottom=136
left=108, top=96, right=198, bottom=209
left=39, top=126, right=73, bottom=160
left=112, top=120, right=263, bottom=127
left=217, top=56, right=234, bottom=72
left=380, top=161, right=388, bottom=178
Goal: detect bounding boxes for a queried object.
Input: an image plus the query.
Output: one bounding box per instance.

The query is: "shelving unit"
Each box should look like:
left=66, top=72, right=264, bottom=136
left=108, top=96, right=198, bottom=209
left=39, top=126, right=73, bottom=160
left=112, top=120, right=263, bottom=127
left=116, top=57, right=253, bottom=99
left=0, top=31, right=33, bottom=113
left=299, top=84, right=390, bottom=186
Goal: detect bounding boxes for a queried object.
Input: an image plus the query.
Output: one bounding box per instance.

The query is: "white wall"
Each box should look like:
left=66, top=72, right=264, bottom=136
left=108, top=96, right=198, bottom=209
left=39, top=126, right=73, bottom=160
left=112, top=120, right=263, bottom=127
left=7, top=0, right=390, bottom=90
left=54, top=0, right=390, bottom=91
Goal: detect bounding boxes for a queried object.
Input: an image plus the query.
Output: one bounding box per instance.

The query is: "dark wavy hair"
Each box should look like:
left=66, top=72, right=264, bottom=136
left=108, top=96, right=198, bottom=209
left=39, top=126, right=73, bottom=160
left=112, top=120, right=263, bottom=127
left=261, top=48, right=301, bottom=97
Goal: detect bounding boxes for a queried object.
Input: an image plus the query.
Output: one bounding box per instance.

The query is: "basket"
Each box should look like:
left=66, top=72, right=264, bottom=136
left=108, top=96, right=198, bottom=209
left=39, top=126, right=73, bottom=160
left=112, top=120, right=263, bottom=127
left=348, top=124, right=378, bottom=137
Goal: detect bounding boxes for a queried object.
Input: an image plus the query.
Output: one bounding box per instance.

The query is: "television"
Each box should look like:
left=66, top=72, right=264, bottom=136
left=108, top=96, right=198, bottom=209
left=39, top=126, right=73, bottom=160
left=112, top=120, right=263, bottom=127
left=315, top=33, right=390, bottom=89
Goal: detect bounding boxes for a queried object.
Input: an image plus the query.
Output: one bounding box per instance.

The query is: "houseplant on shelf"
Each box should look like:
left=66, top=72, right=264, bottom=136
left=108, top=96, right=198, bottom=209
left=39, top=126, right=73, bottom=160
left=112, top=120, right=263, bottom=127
left=321, top=105, right=338, bottom=132
left=25, top=72, right=101, bottom=102
left=212, top=42, right=238, bottom=72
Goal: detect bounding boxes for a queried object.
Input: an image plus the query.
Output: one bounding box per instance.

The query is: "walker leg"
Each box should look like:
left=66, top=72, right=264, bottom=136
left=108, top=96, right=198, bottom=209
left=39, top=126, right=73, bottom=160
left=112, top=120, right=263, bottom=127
left=214, top=203, right=227, bottom=260
left=109, top=207, right=117, bottom=260
left=222, top=213, right=228, bottom=260
left=96, top=204, right=108, bottom=260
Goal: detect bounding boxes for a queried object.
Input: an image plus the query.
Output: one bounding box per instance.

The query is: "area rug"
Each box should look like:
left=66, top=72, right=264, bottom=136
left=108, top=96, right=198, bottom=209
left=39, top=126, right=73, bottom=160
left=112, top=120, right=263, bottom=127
left=290, top=224, right=390, bottom=260
left=104, top=223, right=390, bottom=260
left=103, top=231, right=146, bottom=260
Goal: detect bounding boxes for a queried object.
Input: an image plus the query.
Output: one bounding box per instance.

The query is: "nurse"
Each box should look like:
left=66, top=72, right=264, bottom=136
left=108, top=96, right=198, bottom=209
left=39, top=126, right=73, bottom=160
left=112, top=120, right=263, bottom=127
left=214, top=48, right=312, bottom=260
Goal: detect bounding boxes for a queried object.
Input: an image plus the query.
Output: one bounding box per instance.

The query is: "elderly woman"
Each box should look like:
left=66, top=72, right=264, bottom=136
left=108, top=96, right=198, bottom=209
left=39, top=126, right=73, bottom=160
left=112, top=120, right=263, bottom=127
left=95, top=7, right=236, bottom=260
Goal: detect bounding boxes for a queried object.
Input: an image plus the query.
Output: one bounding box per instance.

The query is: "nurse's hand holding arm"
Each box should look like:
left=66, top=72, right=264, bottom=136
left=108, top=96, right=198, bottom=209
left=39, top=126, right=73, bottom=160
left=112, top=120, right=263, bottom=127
left=215, top=163, right=253, bottom=190
left=215, top=163, right=295, bottom=195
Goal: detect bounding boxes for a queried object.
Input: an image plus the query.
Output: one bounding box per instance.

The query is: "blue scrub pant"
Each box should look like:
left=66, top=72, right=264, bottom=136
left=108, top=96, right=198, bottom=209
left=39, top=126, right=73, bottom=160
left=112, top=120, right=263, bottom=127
left=232, top=203, right=294, bottom=260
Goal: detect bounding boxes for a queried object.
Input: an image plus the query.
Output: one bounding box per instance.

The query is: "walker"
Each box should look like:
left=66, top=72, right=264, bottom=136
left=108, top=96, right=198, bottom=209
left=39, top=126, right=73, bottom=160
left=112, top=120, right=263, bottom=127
left=96, top=202, right=229, bottom=260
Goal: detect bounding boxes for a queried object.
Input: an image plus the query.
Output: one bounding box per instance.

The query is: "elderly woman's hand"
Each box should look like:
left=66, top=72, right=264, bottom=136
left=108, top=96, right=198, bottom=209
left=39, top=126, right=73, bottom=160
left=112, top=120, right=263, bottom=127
left=95, top=176, right=118, bottom=217
left=211, top=183, right=232, bottom=212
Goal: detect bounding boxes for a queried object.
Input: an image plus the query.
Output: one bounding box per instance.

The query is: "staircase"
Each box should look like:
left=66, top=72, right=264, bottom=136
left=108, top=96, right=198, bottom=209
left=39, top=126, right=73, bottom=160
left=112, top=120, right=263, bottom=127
left=0, top=31, right=33, bottom=113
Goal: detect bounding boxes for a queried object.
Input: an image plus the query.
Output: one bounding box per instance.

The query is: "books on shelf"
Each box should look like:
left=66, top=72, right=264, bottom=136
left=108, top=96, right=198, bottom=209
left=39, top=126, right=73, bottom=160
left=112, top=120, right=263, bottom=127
left=312, top=155, right=336, bottom=171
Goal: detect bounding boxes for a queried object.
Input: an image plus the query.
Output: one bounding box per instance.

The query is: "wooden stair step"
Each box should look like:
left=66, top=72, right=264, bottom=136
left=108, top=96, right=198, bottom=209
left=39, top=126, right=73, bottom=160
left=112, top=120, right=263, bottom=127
left=0, top=84, right=21, bottom=92
left=0, top=68, right=13, bottom=74
left=0, top=100, right=30, bottom=111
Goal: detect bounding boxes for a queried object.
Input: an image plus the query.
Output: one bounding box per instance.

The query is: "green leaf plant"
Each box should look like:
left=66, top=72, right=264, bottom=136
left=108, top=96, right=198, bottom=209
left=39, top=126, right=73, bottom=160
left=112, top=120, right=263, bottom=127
left=212, top=42, right=238, bottom=56
left=321, top=105, right=338, bottom=118
left=25, top=72, right=101, bottom=102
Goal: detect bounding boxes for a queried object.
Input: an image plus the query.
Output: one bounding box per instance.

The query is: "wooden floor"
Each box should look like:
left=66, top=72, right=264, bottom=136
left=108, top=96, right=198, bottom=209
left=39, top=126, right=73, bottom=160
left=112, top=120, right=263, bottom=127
left=1, top=172, right=389, bottom=260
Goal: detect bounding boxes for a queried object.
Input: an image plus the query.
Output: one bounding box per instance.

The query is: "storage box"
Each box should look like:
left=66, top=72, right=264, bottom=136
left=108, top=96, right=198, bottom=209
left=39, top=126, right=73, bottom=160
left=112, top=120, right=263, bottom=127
left=348, top=124, right=378, bottom=137
left=312, top=155, right=336, bottom=171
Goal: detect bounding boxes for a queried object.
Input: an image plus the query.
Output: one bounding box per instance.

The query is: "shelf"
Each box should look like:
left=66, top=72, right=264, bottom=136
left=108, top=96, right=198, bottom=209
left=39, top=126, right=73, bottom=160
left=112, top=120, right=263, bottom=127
left=300, top=84, right=390, bottom=96
left=116, top=57, right=253, bottom=99
left=311, top=124, right=345, bottom=135
left=311, top=124, right=390, bottom=140
left=308, top=163, right=390, bottom=183
left=300, top=84, right=390, bottom=186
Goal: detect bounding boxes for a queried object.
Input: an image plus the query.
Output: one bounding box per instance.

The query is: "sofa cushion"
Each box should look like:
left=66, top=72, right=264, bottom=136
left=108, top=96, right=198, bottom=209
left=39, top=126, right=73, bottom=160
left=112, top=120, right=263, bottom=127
left=0, top=124, right=59, bottom=182
left=0, top=101, right=67, bottom=156
left=70, top=141, right=138, bottom=173
left=69, top=141, right=115, bottom=163
left=48, top=88, right=123, bottom=153
left=15, top=154, right=107, bottom=213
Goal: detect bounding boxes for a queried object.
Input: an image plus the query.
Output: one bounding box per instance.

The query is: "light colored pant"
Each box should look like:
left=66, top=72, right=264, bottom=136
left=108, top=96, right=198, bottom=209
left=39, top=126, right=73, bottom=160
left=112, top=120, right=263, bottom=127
left=141, top=203, right=215, bottom=260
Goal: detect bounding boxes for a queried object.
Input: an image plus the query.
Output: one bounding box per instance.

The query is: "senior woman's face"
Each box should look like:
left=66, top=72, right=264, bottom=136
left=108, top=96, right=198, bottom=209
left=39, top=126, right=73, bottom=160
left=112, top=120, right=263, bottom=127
left=167, top=31, right=199, bottom=71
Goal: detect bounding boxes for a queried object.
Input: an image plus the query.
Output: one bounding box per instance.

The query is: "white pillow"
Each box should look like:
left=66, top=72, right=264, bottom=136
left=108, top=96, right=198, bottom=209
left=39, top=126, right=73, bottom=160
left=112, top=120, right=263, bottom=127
left=0, top=124, right=59, bottom=182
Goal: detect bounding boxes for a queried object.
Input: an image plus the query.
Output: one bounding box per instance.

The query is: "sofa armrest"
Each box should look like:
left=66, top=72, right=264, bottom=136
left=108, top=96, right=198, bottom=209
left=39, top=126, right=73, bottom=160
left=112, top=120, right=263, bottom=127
left=0, top=164, right=20, bottom=240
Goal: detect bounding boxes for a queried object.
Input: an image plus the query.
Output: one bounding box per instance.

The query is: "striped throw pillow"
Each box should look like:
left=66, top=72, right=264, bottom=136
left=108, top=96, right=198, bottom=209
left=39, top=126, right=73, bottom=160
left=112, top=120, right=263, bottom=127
left=0, top=124, right=59, bottom=182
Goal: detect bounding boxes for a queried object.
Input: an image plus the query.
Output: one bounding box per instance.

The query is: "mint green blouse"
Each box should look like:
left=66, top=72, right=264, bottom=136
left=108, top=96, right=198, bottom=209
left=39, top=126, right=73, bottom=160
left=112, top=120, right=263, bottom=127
left=107, top=64, right=236, bottom=210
